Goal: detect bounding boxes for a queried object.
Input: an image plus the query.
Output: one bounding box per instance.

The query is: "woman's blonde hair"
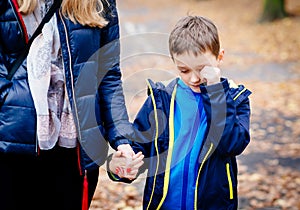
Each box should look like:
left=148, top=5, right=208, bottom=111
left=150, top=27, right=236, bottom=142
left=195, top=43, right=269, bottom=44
left=17, top=0, right=109, bottom=28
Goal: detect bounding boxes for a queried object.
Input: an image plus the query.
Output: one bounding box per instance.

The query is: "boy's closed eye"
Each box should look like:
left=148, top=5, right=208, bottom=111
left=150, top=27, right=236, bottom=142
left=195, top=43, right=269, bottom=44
left=178, top=65, right=205, bottom=74
left=178, top=67, right=190, bottom=73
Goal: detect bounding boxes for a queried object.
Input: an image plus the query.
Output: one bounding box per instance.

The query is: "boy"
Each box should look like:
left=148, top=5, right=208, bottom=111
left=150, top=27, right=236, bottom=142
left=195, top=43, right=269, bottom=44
left=108, top=15, right=251, bottom=209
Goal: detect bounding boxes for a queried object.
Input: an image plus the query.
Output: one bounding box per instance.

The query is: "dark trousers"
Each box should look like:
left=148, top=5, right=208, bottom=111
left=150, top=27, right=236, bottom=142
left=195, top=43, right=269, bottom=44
left=0, top=147, right=99, bottom=210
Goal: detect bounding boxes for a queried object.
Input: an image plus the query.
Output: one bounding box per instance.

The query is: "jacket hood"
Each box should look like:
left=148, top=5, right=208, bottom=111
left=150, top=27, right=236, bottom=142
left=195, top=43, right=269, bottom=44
left=146, top=78, right=179, bottom=96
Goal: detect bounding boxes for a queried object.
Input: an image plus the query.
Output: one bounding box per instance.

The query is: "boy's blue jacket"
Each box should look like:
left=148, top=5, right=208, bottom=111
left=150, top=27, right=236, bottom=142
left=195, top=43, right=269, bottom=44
left=0, top=0, right=132, bottom=172
left=109, top=77, right=251, bottom=210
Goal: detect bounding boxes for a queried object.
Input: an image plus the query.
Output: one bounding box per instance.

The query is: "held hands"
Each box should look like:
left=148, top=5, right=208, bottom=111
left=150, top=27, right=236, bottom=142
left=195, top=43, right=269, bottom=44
left=109, top=144, right=144, bottom=180
left=200, top=66, right=221, bottom=86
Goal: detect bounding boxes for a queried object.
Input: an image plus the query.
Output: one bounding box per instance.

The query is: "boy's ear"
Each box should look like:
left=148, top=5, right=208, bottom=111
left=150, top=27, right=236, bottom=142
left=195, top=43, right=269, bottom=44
left=217, top=49, right=225, bottom=62
left=217, top=49, right=225, bottom=67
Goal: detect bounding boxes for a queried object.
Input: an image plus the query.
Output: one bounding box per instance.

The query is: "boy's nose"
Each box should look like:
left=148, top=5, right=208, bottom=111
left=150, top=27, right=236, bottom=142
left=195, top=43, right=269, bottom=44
left=190, top=72, right=200, bottom=83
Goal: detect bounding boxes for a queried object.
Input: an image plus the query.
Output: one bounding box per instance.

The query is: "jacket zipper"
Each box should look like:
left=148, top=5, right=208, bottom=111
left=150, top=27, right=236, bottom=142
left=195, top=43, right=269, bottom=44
left=194, top=142, right=214, bottom=210
left=226, top=163, right=234, bottom=199
left=59, top=10, right=83, bottom=175
left=9, top=0, right=40, bottom=154
left=156, top=84, right=177, bottom=209
left=145, top=80, right=160, bottom=210
left=10, top=0, right=29, bottom=44
left=145, top=82, right=178, bottom=210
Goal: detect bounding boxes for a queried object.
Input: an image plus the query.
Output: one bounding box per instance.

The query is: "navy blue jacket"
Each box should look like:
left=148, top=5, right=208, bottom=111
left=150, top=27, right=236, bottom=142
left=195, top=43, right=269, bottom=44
left=0, top=0, right=132, bottom=171
left=109, top=78, right=251, bottom=209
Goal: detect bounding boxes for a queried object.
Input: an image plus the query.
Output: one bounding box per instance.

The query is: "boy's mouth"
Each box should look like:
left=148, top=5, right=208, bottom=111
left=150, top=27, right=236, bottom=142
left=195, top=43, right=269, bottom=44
left=190, top=84, right=200, bottom=88
left=189, top=84, right=201, bottom=92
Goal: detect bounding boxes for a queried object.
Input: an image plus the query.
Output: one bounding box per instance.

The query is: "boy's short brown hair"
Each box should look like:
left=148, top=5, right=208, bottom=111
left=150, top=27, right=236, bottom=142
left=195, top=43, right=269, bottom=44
left=169, top=15, right=220, bottom=59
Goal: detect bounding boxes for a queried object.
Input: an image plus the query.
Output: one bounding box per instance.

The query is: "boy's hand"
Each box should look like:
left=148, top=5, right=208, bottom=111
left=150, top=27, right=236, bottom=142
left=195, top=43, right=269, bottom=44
left=109, top=151, right=144, bottom=180
left=200, top=66, right=221, bottom=86
left=125, top=151, right=144, bottom=180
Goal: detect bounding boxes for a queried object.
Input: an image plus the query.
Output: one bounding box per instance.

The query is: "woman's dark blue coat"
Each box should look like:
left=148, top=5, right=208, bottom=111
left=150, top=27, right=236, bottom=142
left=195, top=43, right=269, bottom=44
left=0, top=0, right=132, bottom=172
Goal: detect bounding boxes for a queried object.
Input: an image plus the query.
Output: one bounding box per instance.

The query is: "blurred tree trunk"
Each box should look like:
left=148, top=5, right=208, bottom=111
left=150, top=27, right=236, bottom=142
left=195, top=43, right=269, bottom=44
left=259, top=0, right=288, bottom=22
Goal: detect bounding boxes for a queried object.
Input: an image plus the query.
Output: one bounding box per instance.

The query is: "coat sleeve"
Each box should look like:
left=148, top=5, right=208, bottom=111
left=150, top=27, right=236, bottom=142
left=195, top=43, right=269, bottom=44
left=200, top=78, right=251, bottom=157
left=107, top=95, right=155, bottom=182
left=97, top=0, right=133, bottom=150
left=131, top=96, right=157, bottom=158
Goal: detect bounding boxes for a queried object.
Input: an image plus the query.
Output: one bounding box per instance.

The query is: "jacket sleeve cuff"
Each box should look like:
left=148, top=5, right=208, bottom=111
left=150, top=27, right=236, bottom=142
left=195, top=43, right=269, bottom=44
left=106, top=154, right=121, bottom=181
left=200, top=78, right=229, bottom=94
left=106, top=153, right=133, bottom=183
left=112, top=139, right=131, bottom=150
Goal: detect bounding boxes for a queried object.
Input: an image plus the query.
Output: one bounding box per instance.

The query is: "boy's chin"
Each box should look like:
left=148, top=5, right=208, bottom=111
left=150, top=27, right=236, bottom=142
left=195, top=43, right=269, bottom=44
left=190, top=87, right=201, bottom=93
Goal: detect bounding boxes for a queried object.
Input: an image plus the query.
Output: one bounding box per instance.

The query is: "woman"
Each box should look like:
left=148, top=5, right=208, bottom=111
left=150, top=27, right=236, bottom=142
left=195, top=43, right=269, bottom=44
left=0, top=0, right=134, bottom=209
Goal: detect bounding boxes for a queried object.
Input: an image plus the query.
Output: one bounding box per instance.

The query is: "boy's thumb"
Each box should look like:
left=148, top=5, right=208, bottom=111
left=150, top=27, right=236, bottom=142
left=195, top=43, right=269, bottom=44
left=114, top=151, right=123, bottom=158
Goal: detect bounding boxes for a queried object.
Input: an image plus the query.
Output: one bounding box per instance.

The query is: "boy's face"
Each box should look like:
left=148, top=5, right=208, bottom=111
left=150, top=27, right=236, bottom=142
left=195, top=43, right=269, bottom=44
left=173, top=50, right=224, bottom=93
